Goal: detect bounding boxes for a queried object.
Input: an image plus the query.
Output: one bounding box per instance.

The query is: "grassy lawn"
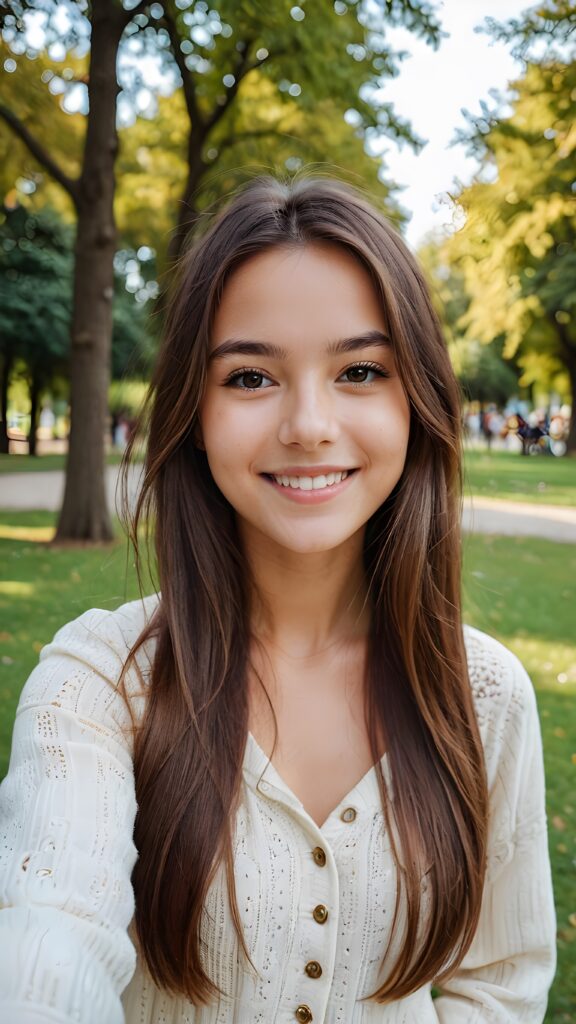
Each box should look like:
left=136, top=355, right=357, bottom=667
left=0, top=511, right=574, bottom=1020
left=463, top=447, right=576, bottom=506
left=462, top=531, right=576, bottom=1023
left=0, top=451, right=129, bottom=473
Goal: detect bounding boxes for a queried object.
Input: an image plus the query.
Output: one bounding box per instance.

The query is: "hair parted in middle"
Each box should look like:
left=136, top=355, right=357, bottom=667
left=120, top=175, right=488, bottom=1006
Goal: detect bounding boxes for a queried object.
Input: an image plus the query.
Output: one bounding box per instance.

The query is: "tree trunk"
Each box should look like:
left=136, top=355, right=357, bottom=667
left=0, top=351, right=13, bottom=454
left=166, top=128, right=207, bottom=265
left=27, top=370, right=41, bottom=457
left=54, top=1, right=125, bottom=543
left=565, top=351, right=576, bottom=456
left=551, top=318, right=576, bottom=456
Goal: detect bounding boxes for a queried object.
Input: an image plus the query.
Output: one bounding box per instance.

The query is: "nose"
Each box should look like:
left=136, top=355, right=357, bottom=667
left=277, top=380, right=340, bottom=449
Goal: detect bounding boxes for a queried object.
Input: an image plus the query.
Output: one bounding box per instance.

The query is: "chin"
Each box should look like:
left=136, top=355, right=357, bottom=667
left=272, top=529, right=359, bottom=556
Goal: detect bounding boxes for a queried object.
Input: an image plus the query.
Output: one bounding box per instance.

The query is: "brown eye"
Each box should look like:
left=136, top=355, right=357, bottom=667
left=339, top=363, right=390, bottom=385
left=240, top=371, right=264, bottom=389
left=345, top=366, right=370, bottom=383
left=225, top=369, right=274, bottom=390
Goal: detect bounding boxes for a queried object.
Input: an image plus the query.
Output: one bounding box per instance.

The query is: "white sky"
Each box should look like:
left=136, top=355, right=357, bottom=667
left=381, top=0, right=528, bottom=246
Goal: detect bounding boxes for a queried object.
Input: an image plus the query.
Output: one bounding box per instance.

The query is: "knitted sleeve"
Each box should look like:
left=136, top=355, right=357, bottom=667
left=434, top=628, right=557, bottom=1023
left=0, top=601, right=154, bottom=1024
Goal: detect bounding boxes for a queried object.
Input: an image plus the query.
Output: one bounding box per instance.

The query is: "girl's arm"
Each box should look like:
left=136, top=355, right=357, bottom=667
left=0, top=605, right=147, bottom=1024
left=434, top=641, right=556, bottom=1023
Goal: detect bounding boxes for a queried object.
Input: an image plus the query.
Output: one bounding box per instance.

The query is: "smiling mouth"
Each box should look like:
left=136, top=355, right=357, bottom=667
left=262, top=469, right=357, bottom=491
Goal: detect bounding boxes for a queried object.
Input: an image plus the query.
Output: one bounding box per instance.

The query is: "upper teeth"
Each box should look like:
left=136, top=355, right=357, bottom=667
left=272, top=471, right=349, bottom=490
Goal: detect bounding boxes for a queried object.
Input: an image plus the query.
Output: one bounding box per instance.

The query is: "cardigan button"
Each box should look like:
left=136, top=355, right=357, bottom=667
left=305, top=960, right=322, bottom=979
left=312, top=846, right=326, bottom=866
left=312, top=904, right=328, bottom=924
left=295, top=1005, right=313, bottom=1022
left=340, top=806, right=357, bottom=823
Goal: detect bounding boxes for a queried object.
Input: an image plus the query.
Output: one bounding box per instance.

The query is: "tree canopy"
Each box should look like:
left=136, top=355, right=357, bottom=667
left=441, top=47, right=576, bottom=448
left=1, top=1, right=445, bottom=263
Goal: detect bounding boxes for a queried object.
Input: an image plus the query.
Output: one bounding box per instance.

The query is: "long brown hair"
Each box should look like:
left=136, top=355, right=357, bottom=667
left=120, top=176, right=488, bottom=1004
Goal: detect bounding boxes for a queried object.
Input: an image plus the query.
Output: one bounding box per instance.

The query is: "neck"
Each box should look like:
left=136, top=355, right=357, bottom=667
left=242, top=526, right=370, bottom=659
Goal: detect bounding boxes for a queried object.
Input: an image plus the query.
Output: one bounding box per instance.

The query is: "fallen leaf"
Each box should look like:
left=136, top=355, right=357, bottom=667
left=552, top=816, right=566, bottom=832
left=557, top=844, right=568, bottom=854
left=32, top=641, right=43, bottom=653
left=569, top=913, right=576, bottom=928
left=554, top=727, right=567, bottom=738
left=0, top=631, right=12, bottom=642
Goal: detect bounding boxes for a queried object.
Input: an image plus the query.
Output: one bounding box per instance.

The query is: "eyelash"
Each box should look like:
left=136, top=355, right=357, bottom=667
left=223, top=361, right=391, bottom=391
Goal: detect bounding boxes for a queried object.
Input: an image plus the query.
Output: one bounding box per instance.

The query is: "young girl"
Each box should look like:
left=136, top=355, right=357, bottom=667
left=0, top=177, right=556, bottom=1023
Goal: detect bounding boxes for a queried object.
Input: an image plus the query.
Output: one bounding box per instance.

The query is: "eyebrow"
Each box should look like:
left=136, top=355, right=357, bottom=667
left=209, top=329, right=391, bottom=362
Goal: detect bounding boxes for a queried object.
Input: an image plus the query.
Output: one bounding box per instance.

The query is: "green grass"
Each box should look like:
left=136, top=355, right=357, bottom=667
left=463, top=447, right=576, bottom=506
left=0, top=512, right=574, bottom=1020
left=0, top=451, right=130, bottom=473
left=462, top=532, right=576, bottom=1023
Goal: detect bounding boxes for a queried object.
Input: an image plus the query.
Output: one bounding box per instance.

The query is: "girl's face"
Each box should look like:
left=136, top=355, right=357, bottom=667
left=199, top=243, right=411, bottom=556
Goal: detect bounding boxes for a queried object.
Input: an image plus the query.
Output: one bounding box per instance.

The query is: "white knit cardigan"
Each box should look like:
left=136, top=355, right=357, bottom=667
left=0, top=594, right=556, bottom=1024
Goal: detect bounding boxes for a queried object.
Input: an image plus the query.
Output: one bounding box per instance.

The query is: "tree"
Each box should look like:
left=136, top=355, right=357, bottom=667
left=450, top=338, right=519, bottom=407
left=419, top=239, right=521, bottom=408
left=0, top=202, right=157, bottom=454
left=146, top=0, right=443, bottom=263
left=482, top=0, right=576, bottom=62
left=443, top=49, right=576, bottom=451
left=115, top=83, right=406, bottom=273
left=0, top=39, right=84, bottom=217
left=0, top=0, right=151, bottom=540
left=0, top=204, right=71, bottom=453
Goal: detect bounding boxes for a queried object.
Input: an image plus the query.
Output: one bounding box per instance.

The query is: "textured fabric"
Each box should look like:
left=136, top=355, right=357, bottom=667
left=0, top=595, right=556, bottom=1024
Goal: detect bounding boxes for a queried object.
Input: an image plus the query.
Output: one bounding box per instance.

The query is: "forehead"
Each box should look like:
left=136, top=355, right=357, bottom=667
left=211, top=243, right=387, bottom=349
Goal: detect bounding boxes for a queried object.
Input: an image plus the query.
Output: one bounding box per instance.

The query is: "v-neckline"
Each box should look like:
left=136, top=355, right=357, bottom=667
left=246, top=730, right=388, bottom=830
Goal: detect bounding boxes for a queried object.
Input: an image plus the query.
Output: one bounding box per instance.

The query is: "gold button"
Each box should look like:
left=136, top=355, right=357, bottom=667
left=340, top=806, right=357, bottom=823
left=305, top=960, right=322, bottom=979
left=312, top=904, right=328, bottom=924
left=295, top=1005, right=313, bottom=1023
left=312, top=846, right=326, bottom=866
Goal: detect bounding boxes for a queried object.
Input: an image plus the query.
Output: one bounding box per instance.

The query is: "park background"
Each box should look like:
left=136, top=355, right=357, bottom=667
left=0, top=1, right=575, bottom=1020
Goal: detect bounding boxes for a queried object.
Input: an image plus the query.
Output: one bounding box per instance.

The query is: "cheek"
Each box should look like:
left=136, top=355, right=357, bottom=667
left=358, top=395, right=411, bottom=455
left=199, top=401, right=259, bottom=478
left=201, top=386, right=280, bottom=445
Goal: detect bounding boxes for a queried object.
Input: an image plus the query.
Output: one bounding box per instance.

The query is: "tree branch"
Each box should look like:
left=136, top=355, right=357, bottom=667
left=547, top=311, right=576, bottom=359
left=161, top=3, right=204, bottom=129
left=121, top=0, right=151, bottom=26
left=0, top=105, right=80, bottom=203
left=204, top=41, right=270, bottom=134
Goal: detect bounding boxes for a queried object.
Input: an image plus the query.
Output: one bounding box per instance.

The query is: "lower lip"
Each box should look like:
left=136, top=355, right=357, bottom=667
left=261, top=471, right=357, bottom=504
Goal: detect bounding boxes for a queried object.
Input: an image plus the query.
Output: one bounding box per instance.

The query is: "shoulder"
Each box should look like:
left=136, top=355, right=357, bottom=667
left=462, top=624, right=540, bottom=780
left=44, top=592, right=161, bottom=675
left=462, top=626, right=550, bottom=877
left=463, top=623, right=533, bottom=714
left=15, top=593, right=161, bottom=745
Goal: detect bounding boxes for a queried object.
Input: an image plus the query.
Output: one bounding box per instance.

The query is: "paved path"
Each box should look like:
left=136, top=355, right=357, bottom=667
left=461, top=496, right=576, bottom=544
left=0, top=466, right=142, bottom=520
left=1, top=467, right=576, bottom=543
